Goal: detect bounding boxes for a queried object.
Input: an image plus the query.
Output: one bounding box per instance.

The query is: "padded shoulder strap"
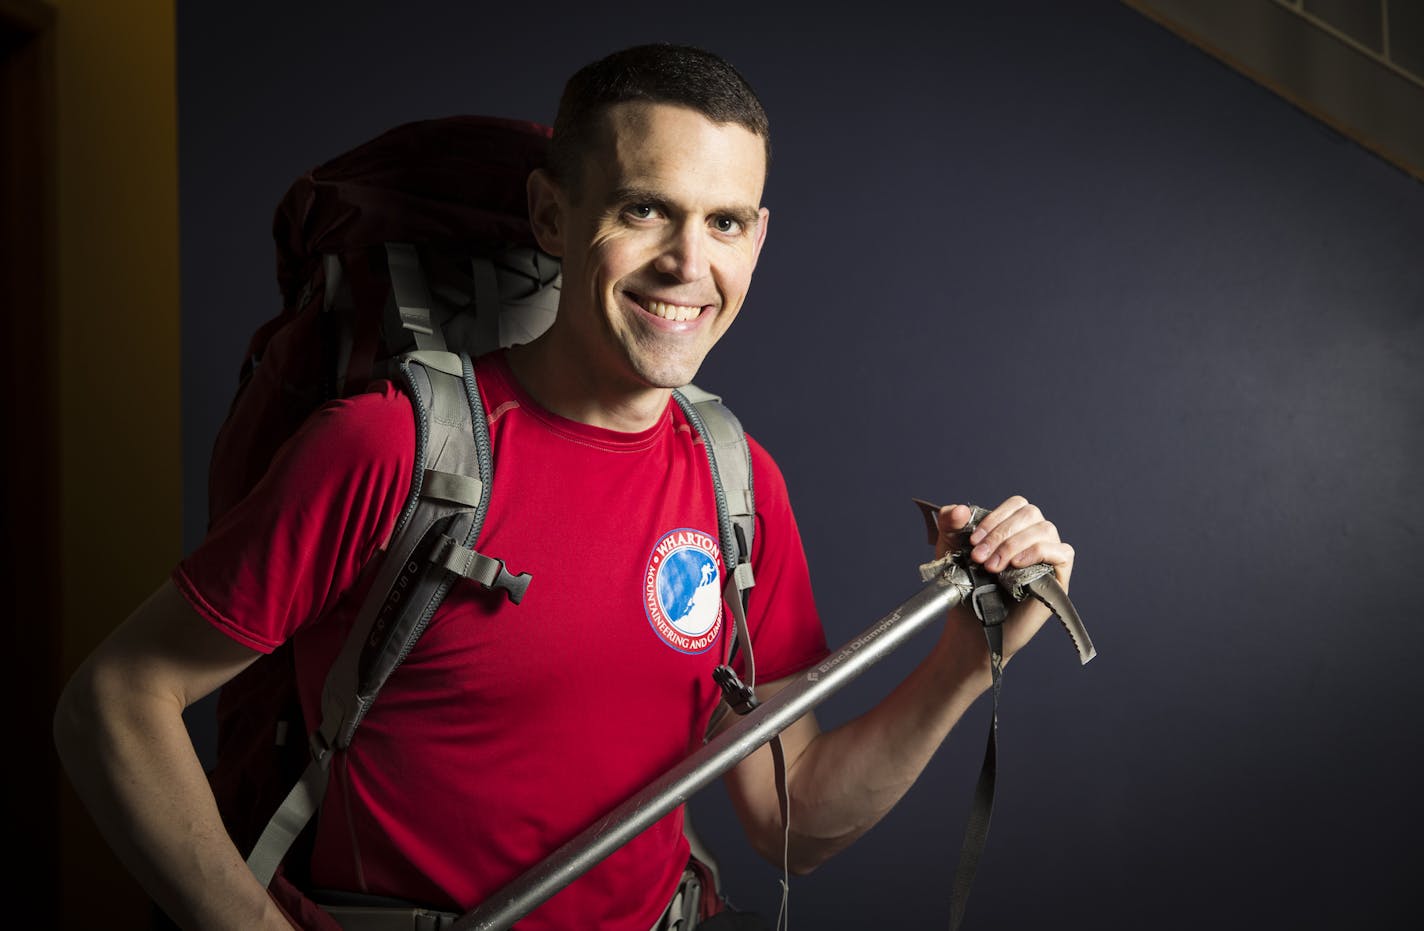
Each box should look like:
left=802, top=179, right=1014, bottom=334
left=673, top=385, right=761, bottom=734
left=673, top=384, right=754, bottom=590
left=674, top=386, right=793, bottom=909
left=246, top=350, right=504, bottom=886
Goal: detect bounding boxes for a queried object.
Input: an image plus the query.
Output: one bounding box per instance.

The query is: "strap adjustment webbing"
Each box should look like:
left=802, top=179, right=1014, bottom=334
left=386, top=242, right=445, bottom=351
left=912, top=499, right=1011, bottom=931
left=950, top=562, right=1007, bottom=931
left=430, top=533, right=531, bottom=604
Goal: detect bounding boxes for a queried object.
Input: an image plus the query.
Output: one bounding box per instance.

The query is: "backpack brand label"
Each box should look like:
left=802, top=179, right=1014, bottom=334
left=369, top=559, right=422, bottom=649
left=643, top=528, right=723, bottom=654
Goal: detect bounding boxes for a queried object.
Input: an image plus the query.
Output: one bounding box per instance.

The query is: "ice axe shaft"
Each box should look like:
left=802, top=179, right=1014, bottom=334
left=450, top=564, right=972, bottom=931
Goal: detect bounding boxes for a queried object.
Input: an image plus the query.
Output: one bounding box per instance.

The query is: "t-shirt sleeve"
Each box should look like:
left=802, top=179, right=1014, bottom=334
left=741, top=436, right=830, bottom=683
left=173, top=383, right=417, bottom=653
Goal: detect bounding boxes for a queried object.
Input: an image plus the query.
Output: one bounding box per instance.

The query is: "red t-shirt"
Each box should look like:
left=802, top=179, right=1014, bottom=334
left=176, top=350, right=828, bottom=930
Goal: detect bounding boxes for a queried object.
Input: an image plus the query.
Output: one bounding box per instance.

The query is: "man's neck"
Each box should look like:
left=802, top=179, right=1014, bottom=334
left=504, top=339, right=672, bottom=433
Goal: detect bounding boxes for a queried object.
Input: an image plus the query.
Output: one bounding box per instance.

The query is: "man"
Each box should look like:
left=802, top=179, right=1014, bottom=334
left=53, top=43, right=1073, bottom=930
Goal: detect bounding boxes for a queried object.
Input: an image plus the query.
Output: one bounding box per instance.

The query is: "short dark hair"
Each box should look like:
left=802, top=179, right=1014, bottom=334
left=548, top=43, right=771, bottom=196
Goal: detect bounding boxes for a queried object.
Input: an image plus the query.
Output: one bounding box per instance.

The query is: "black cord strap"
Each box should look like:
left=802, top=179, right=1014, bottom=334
left=948, top=585, right=1005, bottom=931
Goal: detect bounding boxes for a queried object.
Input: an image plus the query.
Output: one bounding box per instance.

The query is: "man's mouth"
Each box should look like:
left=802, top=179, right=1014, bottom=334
left=634, top=294, right=707, bottom=323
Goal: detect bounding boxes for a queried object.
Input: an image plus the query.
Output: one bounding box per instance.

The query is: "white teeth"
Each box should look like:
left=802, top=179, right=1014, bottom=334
left=646, top=299, right=701, bottom=322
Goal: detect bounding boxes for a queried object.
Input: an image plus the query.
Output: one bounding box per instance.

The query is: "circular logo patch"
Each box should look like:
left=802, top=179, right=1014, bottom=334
left=644, top=528, right=724, bottom=654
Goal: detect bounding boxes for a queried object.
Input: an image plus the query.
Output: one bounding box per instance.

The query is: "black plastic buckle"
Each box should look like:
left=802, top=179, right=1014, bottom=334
left=487, top=558, right=532, bottom=605
left=712, top=665, right=759, bottom=715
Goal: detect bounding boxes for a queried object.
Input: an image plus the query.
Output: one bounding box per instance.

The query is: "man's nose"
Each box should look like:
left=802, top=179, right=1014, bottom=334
left=653, top=221, right=708, bottom=281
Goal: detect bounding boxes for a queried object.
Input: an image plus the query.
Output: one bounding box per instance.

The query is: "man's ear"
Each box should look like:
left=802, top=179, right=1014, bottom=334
left=526, top=168, right=565, bottom=257
left=751, top=206, right=770, bottom=270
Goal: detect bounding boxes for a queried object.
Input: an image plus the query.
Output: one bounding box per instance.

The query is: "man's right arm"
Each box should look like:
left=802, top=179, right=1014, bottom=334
left=53, top=579, right=296, bottom=930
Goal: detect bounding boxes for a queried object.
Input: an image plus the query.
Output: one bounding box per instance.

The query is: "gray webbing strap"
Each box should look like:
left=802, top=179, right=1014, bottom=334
left=246, top=756, right=328, bottom=887
left=322, top=254, right=343, bottom=313
left=317, top=904, right=459, bottom=931
left=429, top=535, right=498, bottom=582
left=430, top=533, right=531, bottom=605
left=246, top=351, right=487, bottom=887
left=404, top=348, right=465, bottom=378
left=470, top=255, right=502, bottom=356
left=421, top=469, right=483, bottom=508
left=321, top=254, right=356, bottom=394
left=386, top=243, right=447, bottom=352
left=723, top=574, right=756, bottom=688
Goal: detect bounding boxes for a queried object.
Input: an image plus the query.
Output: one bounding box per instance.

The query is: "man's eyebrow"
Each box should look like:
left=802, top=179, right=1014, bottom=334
left=713, top=204, right=763, bottom=229
left=607, top=187, right=762, bottom=228
left=606, top=186, right=670, bottom=209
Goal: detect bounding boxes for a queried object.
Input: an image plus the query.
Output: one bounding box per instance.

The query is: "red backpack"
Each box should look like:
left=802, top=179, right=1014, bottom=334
left=207, top=114, right=557, bottom=523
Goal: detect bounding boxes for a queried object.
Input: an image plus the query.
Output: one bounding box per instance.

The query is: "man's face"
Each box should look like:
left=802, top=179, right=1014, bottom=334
left=537, top=102, right=769, bottom=393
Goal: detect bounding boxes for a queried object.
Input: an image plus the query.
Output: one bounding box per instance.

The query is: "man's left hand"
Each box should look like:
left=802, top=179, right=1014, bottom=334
left=934, top=496, right=1074, bottom=664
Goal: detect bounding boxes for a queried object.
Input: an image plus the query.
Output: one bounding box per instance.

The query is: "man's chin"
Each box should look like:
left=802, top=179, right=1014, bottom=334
left=628, top=353, right=708, bottom=391
left=640, top=372, right=700, bottom=391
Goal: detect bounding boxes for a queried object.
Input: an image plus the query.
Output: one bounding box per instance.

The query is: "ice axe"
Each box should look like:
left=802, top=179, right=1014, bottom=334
left=452, top=501, right=1095, bottom=930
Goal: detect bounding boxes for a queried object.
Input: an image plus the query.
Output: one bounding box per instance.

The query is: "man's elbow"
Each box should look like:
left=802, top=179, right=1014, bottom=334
left=53, top=652, right=146, bottom=769
left=751, top=828, right=856, bottom=876
left=53, top=662, right=105, bottom=767
left=52, top=660, right=118, bottom=757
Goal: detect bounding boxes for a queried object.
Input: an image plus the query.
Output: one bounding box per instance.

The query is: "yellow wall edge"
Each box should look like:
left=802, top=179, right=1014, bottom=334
left=53, top=1, right=180, bottom=925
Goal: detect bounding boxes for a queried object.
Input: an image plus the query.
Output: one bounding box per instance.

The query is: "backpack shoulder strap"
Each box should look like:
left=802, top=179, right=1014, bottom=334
left=673, top=384, right=754, bottom=582
left=672, top=385, right=760, bottom=720
left=245, top=349, right=531, bottom=886
left=674, top=384, right=791, bottom=911
left=672, top=383, right=755, bottom=655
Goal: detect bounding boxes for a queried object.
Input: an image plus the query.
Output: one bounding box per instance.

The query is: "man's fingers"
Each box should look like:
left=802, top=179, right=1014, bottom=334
left=970, top=499, right=1072, bottom=575
left=971, top=495, right=1031, bottom=535
left=934, top=498, right=1072, bottom=582
left=976, top=524, right=1052, bottom=571
left=1008, top=539, right=1074, bottom=573
left=969, top=497, right=1038, bottom=549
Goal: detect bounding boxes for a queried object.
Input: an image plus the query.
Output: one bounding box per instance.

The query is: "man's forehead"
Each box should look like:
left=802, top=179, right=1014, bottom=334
left=588, top=101, right=767, bottom=202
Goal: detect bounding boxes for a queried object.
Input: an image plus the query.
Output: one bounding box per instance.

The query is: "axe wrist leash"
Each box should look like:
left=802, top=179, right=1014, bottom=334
left=913, top=499, right=1096, bottom=930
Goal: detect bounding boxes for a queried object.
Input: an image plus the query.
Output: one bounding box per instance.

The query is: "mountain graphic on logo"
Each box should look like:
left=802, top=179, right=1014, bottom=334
left=658, top=549, right=720, bottom=638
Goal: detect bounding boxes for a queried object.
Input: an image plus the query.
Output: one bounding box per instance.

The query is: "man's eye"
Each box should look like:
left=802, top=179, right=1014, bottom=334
left=626, top=204, right=659, bottom=220
left=712, top=216, right=742, bottom=235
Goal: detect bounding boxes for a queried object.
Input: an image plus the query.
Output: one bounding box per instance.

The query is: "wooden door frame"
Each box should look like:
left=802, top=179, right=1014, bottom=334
left=0, top=0, right=59, bottom=906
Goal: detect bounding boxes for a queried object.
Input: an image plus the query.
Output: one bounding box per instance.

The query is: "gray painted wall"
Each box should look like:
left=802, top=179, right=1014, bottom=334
left=176, top=2, right=1424, bottom=927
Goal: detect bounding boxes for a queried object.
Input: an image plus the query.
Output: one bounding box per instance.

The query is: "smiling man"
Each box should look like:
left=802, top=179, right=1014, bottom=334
left=53, top=44, right=1074, bottom=931
left=510, top=81, right=770, bottom=428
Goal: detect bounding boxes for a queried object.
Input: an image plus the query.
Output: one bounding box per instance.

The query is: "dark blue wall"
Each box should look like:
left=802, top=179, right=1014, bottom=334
left=177, top=2, right=1424, bottom=927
